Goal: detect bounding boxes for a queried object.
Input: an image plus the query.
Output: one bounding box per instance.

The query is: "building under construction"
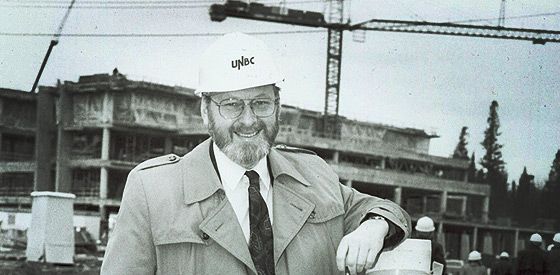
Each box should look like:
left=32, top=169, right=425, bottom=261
left=0, top=70, right=556, bottom=260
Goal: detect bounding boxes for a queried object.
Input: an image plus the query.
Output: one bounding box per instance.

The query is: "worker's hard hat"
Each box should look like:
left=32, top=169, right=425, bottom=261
left=530, top=233, right=542, bottom=243
left=553, top=232, right=560, bottom=243
left=196, top=32, right=283, bottom=95
left=415, top=216, right=435, bottom=232
left=468, top=251, right=482, bottom=261
left=499, top=251, right=509, bottom=258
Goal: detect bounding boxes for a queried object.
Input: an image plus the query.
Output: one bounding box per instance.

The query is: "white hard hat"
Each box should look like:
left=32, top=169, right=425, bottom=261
left=196, top=32, right=283, bottom=95
left=499, top=251, right=509, bottom=258
left=415, top=216, right=435, bottom=232
left=554, top=232, right=560, bottom=243
left=468, top=251, right=482, bottom=261
left=530, top=233, right=542, bottom=243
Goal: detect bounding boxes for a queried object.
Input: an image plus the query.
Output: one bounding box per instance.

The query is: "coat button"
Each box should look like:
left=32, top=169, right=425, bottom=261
left=168, top=155, right=177, bottom=161
left=201, top=232, right=209, bottom=240
left=309, top=211, right=316, bottom=219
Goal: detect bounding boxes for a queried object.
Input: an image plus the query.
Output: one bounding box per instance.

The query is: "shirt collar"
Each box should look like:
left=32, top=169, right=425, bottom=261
left=212, top=142, right=271, bottom=193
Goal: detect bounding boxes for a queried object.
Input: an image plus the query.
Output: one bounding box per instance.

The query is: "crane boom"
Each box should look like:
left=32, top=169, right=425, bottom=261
left=353, top=18, right=560, bottom=44
left=30, top=0, right=76, bottom=93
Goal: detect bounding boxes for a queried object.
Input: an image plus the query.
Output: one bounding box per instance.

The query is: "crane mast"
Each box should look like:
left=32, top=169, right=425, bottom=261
left=323, top=0, right=344, bottom=138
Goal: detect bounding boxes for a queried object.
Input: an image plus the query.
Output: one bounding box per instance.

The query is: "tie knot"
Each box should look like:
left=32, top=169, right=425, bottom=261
left=245, top=170, right=260, bottom=188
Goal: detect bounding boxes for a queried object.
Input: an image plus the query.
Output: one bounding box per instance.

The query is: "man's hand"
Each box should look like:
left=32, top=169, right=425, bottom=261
left=336, top=218, right=389, bottom=275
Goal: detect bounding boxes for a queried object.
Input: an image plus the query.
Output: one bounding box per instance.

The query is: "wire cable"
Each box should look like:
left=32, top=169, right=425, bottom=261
left=0, top=0, right=323, bottom=8
left=0, top=29, right=326, bottom=37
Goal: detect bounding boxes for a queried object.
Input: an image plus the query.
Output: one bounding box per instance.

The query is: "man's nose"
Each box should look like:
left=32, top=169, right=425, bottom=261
left=237, top=103, right=258, bottom=125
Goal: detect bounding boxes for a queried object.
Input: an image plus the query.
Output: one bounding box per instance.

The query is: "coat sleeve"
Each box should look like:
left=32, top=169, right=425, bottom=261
left=338, top=183, right=411, bottom=249
left=101, top=171, right=157, bottom=275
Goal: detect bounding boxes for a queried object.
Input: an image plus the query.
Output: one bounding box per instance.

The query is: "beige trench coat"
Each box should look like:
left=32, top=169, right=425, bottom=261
left=101, top=139, right=411, bottom=275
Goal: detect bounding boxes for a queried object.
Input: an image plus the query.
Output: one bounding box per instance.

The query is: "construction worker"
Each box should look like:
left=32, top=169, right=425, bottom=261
left=546, top=233, right=560, bottom=275
left=100, top=32, right=411, bottom=275
left=516, top=233, right=547, bottom=275
left=413, top=216, right=446, bottom=274
left=491, top=251, right=513, bottom=275
left=460, top=251, right=487, bottom=275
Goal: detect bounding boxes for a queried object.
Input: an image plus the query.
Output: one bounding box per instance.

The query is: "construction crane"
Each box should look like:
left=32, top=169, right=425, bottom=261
left=209, top=0, right=560, bottom=138
left=30, top=0, right=76, bottom=93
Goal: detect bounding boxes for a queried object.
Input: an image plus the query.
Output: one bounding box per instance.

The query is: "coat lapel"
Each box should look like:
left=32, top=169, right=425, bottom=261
left=182, top=139, right=256, bottom=273
left=272, top=181, right=315, bottom=265
left=269, top=148, right=316, bottom=264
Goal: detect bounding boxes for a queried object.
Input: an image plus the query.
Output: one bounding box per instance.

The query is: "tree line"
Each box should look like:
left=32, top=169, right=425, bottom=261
left=452, top=100, right=560, bottom=229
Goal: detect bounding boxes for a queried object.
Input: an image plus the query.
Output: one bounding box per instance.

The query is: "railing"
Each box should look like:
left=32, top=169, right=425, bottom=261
left=0, top=185, right=33, bottom=197
left=0, top=152, right=34, bottom=162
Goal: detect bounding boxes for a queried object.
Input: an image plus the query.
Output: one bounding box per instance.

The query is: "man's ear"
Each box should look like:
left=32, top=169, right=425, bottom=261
left=200, top=97, right=209, bottom=126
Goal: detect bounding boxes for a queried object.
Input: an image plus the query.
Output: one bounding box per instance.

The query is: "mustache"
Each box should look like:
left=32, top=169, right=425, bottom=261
left=232, top=121, right=266, bottom=134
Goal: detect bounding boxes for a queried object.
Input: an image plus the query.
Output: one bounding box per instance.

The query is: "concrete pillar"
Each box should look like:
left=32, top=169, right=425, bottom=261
left=332, top=151, right=339, bottom=164
left=461, top=232, right=471, bottom=260
left=345, top=179, right=352, bottom=188
left=100, top=128, right=109, bottom=197
left=440, top=190, right=448, bottom=216
left=100, top=168, right=108, bottom=200
left=393, top=187, right=402, bottom=205
left=463, top=170, right=469, bottom=182
left=102, top=91, right=113, bottom=124
left=164, top=136, right=173, bottom=154
left=472, top=227, right=478, bottom=250
left=55, top=84, right=73, bottom=193
left=482, top=196, right=490, bottom=223
left=380, top=158, right=386, bottom=169
left=437, top=221, right=445, bottom=249
left=100, top=127, right=110, bottom=242
left=482, top=232, right=494, bottom=255
left=35, top=87, right=57, bottom=191
left=461, top=196, right=468, bottom=218
left=514, top=229, right=519, bottom=257
left=101, top=128, right=110, bottom=160
left=422, top=195, right=428, bottom=214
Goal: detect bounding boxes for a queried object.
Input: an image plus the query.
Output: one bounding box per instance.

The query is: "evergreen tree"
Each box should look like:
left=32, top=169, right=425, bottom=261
left=514, top=167, right=536, bottom=226
left=480, top=100, right=508, bottom=218
left=467, top=152, right=478, bottom=183
left=453, top=126, right=469, bottom=159
left=541, top=150, right=560, bottom=227
left=481, top=101, right=505, bottom=172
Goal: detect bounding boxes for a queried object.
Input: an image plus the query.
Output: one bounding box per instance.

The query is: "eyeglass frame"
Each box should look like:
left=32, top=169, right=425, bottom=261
left=205, top=96, right=280, bottom=119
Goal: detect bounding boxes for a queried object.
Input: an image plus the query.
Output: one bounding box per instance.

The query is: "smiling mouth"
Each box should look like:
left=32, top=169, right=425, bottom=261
left=235, top=130, right=260, bottom=138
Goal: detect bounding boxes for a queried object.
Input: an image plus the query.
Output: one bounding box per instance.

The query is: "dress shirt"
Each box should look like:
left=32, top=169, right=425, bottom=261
left=212, top=143, right=273, bottom=243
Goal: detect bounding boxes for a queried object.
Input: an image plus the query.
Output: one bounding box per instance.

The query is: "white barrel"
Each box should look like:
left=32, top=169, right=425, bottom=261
left=366, top=239, right=432, bottom=275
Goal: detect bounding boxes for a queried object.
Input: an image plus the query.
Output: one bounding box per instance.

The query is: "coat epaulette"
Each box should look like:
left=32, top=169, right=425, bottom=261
left=137, top=154, right=181, bottom=171
left=274, top=144, right=317, bottom=155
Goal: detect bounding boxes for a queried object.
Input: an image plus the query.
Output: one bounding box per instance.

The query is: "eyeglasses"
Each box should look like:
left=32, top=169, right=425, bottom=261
left=208, top=97, right=279, bottom=119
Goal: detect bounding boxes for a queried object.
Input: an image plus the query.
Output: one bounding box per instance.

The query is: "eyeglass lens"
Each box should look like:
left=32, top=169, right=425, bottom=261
left=219, top=98, right=276, bottom=119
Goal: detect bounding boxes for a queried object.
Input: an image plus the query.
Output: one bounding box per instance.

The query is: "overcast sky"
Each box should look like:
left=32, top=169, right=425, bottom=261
left=1, top=0, right=559, bottom=182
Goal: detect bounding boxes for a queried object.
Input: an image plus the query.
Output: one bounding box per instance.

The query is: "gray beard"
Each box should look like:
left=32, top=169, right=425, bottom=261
left=208, top=112, right=279, bottom=169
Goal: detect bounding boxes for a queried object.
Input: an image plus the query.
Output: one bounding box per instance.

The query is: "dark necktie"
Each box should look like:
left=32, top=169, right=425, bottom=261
left=245, top=170, right=274, bottom=275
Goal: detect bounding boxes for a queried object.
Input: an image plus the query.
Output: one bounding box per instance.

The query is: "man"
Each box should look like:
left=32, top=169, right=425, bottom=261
left=460, top=251, right=487, bottom=275
left=491, top=252, right=513, bottom=275
left=546, top=233, right=560, bottom=275
left=413, top=216, right=446, bottom=274
left=101, top=33, right=411, bottom=275
left=517, top=233, right=547, bottom=275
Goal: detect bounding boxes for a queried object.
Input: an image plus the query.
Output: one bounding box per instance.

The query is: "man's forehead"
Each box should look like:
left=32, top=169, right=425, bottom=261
left=210, top=85, right=275, bottom=100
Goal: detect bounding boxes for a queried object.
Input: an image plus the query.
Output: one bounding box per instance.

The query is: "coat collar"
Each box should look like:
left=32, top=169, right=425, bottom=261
left=182, top=139, right=310, bottom=205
